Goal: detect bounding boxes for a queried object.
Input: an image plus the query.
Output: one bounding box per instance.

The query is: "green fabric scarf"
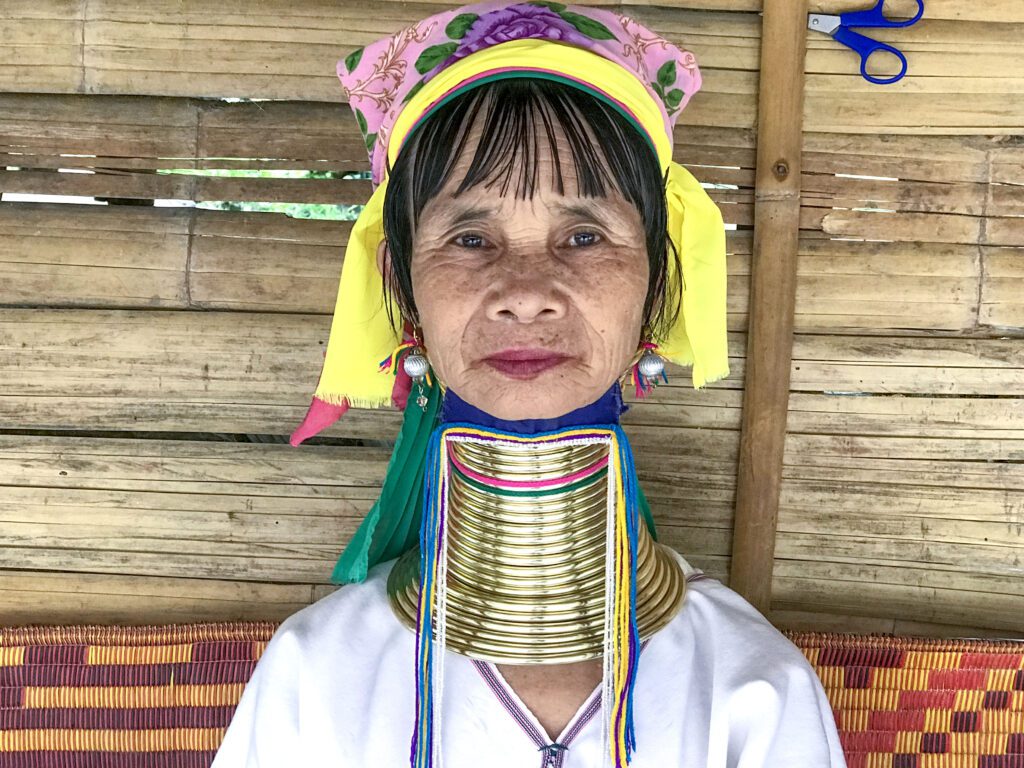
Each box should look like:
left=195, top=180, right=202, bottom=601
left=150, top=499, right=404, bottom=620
left=329, top=382, right=658, bottom=584
left=330, top=380, right=442, bottom=584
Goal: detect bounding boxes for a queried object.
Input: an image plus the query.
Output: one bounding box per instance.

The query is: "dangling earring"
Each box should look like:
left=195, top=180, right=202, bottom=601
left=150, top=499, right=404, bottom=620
left=638, top=342, right=665, bottom=379
left=379, top=329, right=433, bottom=411
left=404, top=334, right=432, bottom=411
left=625, top=340, right=669, bottom=398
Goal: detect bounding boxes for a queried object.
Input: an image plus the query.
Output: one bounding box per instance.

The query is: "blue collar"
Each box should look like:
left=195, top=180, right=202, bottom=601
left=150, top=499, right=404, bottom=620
left=439, top=382, right=627, bottom=434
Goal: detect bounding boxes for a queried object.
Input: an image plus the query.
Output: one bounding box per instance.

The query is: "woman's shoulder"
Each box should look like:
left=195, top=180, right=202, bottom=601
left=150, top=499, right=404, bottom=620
left=210, top=561, right=412, bottom=766
left=663, top=547, right=814, bottom=672
left=652, top=548, right=847, bottom=766
left=262, top=557, right=409, bottom=660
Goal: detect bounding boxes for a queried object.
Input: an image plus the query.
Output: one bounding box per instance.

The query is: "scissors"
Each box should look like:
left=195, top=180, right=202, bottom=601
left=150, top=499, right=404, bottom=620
left=808, top=0, right=924, bottom=85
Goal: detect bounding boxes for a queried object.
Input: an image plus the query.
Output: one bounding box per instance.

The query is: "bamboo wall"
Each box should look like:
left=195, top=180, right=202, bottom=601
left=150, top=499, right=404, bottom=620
left=0, top=0, right=1021, bottom=638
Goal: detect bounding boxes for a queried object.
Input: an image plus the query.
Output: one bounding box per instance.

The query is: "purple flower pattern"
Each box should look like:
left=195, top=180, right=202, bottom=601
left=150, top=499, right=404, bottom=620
left=436, top=5, right=593, bottom=73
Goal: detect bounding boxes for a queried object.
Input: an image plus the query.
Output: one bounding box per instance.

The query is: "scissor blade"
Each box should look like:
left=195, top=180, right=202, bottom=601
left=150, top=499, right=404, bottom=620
left=808, top=13, right=841, bottom=35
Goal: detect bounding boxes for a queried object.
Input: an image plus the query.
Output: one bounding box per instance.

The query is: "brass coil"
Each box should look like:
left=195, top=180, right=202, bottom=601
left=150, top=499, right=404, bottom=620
left=452, top=440, right=609, bottom=478
left=387, top=433, right=686, bottom=664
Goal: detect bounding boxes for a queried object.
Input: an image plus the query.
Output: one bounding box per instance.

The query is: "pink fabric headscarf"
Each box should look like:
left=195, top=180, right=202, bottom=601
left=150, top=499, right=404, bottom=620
left=337, top=0, right=702, bottom=187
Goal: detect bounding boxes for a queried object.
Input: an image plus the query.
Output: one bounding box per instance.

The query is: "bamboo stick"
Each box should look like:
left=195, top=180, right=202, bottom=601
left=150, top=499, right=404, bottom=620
left=729, top=0, right=808, bottom=613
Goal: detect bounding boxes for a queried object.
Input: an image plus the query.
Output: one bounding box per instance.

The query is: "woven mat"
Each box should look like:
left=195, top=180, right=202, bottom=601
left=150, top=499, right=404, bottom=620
left=1, top=624, right=1022, bottom=767
left=788, top=631, right=1024, bottom=768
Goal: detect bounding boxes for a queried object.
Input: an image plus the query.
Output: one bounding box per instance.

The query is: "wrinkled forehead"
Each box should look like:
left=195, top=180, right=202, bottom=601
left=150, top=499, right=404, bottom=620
left=422, top=127, right=643, bottom=237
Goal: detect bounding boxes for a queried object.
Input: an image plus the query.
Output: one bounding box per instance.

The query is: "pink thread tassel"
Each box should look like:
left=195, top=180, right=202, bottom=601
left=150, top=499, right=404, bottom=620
left=629, top=343, right=669, bottom=399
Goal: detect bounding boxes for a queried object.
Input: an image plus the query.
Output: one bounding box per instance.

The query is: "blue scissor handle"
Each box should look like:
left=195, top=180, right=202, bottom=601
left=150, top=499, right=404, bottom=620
left=833, top=25, right=909, bottom=84
left=841, top=0, right=924, bottom=29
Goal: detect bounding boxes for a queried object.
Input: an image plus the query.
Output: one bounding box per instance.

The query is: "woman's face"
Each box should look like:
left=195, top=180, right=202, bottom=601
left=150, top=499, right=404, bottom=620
left=388, top=120, right=650, bottom=421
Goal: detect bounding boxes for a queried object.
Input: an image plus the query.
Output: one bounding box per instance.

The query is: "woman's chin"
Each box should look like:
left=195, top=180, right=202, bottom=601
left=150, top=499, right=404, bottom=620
left=456, top=376, right=607, bottom=421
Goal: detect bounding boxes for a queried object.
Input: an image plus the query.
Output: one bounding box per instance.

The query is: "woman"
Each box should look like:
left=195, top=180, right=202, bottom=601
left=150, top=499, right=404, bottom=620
left=212, top=3, right=847, bottom=767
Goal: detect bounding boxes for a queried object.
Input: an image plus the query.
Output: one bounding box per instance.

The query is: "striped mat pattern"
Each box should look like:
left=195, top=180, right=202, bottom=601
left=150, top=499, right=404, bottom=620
left=790, top=631, right=1024, bottom=768
left=0, top=623, right=277, bottom=768
left=0, top=624, right=1022, bottom=767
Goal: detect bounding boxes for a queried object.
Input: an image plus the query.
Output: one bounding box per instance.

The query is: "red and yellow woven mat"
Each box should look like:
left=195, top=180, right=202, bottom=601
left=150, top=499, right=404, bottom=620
left=784, top=631, right=1024, bottom=768
left=0, top=623, right=277, bottom=768
left=1, top=624, right=1021, bottom=767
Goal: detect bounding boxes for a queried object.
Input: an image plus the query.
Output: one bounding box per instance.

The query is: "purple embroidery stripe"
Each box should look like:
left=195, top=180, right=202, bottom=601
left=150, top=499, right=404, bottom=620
left=551, top=692, right=602, bottom=768
left=473, top=660, right=548, bottom=748
left=474, top=639, right=654, bottom=767
left=474, top=660, right=602, bottom=768
left=562, top=692, right=602, bottom=745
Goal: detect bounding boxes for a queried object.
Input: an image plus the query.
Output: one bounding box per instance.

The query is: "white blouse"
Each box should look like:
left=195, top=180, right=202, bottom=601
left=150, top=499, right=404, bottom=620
left=211, top=549, right=848, bottom=767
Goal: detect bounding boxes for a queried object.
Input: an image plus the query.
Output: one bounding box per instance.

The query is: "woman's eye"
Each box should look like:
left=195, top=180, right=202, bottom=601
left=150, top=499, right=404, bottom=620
left=454, top=233, right=487, bottom=248
left=568, top=231, right=601, bottom=247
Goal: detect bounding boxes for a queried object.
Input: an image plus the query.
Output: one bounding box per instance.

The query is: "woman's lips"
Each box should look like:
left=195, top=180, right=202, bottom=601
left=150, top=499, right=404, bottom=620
left=482, top=349, right=572, bottom=380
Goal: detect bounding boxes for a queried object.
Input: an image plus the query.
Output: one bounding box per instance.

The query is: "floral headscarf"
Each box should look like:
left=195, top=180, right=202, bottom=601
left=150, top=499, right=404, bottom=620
left=338, top=0, right=702, bottom=186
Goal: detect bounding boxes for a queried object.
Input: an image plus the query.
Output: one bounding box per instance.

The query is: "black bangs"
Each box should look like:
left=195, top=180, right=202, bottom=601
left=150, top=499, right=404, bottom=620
left=380, top=76, right=681, bottom=341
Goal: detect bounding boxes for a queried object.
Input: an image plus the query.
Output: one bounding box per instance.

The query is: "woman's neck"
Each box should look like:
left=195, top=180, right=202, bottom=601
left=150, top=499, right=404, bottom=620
left=438, top=381, right=628, bottom=433
left=386, top=385, right=687, bottom=663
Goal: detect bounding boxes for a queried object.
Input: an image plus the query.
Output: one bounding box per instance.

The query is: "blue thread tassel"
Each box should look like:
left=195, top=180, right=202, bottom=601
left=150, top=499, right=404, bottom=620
left=615, top=424, right=642, bottom=763
left=411, top=426, right=445, bottom=768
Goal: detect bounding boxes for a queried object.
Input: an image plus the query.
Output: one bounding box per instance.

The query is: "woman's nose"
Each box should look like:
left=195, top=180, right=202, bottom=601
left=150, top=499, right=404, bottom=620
left=484, top=270, right=569, bottom=324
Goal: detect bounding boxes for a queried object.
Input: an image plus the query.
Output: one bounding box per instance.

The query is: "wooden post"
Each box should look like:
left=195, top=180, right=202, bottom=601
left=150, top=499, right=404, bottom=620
left=729, top=0, right=809, bottom=614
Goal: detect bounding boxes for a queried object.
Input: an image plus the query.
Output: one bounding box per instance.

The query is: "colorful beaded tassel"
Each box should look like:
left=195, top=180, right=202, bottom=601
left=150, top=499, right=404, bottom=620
left=410, top=424, right=643, bottom=768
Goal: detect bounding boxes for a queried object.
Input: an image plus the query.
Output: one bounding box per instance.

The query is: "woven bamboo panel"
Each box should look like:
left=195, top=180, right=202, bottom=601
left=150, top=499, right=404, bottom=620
left=2, top=1, right=1023, bottom=132
left=3, top=2, right=758, bottom=123
left=0, top=573, right=314, bottom=626
left=1, top=95, right=1019, bottom=329
left=773, top=336, right=1024, bottom=635
left=0, top=430, right=735, bottom=624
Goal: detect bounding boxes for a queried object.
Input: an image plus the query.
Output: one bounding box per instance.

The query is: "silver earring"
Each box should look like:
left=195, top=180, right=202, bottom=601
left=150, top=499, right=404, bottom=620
left=637, top=346, right=665, bottom=379
left=403, top=339, right=431, bottom=411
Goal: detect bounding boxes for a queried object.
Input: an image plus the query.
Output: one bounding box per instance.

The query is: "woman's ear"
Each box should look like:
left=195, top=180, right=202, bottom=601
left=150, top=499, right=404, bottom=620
left=376, top=238, right=389, bottom=276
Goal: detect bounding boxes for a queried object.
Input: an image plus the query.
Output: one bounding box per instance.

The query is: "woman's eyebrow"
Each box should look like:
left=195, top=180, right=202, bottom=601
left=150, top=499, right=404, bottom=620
left=440, top=204, right=500, bottom=228
left=551, top=200, right=622, bottom=225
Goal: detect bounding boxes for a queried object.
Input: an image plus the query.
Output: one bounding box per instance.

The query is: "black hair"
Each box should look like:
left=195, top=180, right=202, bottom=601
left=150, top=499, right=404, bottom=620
left=380, top=76, right=681, bottom=341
